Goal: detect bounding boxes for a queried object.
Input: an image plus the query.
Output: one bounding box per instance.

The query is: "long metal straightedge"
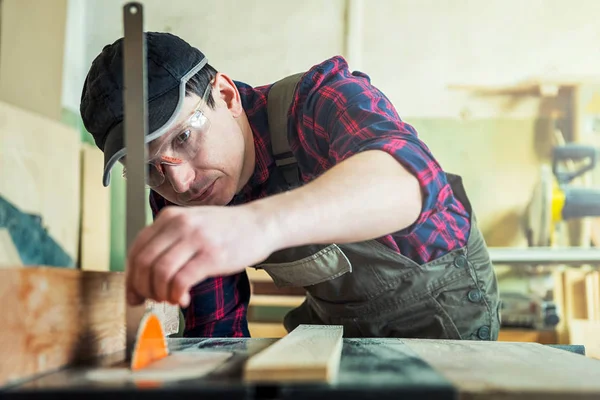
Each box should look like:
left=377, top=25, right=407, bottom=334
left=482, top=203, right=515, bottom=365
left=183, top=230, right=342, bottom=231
left=122, top=2, right=148, bottom=360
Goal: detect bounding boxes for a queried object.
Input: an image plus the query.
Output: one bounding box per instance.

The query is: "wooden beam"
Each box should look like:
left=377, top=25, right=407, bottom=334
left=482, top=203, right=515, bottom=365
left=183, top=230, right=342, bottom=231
left=406, top=338, right=600, bottom=400
left=79, top=144, right=111, bottom=272
left=243, top=324, right=343, bottom=383
left=0, top=267, right=125, bottom=387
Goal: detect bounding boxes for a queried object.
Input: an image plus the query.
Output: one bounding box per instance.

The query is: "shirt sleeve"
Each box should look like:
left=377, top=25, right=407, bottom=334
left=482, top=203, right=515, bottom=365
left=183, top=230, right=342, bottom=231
left=322, top=90, right=457, bottom=233
left=148, top=190, right=251, bottom=338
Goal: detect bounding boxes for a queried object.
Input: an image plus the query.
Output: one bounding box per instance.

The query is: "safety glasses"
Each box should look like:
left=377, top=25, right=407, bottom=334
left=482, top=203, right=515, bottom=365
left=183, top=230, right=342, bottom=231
left=122, top=82, right=213, bottom=187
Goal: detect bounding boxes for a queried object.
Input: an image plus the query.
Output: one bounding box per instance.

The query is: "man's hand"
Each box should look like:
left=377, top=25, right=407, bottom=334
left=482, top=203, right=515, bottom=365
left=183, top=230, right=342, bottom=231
left=125, top=204, right=279, bottom=307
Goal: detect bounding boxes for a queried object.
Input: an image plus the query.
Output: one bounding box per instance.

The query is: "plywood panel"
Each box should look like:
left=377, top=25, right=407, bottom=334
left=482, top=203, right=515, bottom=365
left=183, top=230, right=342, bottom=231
left=0, top=101, right=81, bottom=261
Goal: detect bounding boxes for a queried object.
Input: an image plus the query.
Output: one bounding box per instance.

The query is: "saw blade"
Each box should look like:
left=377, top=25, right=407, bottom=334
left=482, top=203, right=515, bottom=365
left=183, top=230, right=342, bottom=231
left=131, top=311, right=169, bottom=371
left=122, top=1, right=153, bottom=361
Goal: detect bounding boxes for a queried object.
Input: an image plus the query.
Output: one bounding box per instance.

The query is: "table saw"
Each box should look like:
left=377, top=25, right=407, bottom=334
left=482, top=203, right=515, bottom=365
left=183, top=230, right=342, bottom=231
left=3, top=334, right=600, bottom=400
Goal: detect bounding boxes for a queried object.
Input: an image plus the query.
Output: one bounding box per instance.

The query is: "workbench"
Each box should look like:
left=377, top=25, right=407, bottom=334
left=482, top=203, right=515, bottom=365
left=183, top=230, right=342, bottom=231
left=3, top=336, right=600, bottom=400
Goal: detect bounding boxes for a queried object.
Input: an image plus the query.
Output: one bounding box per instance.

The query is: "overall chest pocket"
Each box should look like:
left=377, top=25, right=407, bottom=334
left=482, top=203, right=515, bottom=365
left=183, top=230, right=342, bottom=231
left=255, top=244, right=352, bottom=288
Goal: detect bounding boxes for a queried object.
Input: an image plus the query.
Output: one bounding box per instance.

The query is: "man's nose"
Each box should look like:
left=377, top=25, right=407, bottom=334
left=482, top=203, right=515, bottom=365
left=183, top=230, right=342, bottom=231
left=163, top=163, right=194, bottom=193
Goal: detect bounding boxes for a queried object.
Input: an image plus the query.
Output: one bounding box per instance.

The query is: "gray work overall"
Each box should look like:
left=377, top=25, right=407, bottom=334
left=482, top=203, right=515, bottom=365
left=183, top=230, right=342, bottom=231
left=254, top=73, right=501, bottom=340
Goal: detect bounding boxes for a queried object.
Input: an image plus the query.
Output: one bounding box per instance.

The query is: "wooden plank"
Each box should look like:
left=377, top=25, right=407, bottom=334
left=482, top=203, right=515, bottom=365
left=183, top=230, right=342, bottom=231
left=243, top=324, right=343, bottom=383
left=79, top=144, right=111, bottom=271
left=564, top=269, right=589, bottom=320
left=249, top=294, right=305, bottom=308
left=405, top=338, right=600, bottom=400
left=251, top=280, right=306, bottom=296
left=0, top=0, right=67, bottom=121
left=0, top=228, right=22, bottom=267
left=552, top=270, right=570, bottom=344
left=0, top=101, right=81, bottom=262
left=498, top=329, right=557, bottom=344
left=0, top=267, right=125, bottom=387
left=585, top=271, right=600, bottom=321
left=246, top=267, right=272, bottom=282
left=569, top=319, right=600, bottom=360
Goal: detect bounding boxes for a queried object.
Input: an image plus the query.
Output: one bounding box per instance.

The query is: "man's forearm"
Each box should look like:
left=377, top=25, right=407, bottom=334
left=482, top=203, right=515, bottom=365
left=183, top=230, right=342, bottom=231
left=248, top=150, right=423, bottom=252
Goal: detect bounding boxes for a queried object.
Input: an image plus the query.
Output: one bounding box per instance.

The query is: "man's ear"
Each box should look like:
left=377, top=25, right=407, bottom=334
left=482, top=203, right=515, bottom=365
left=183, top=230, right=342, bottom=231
left=212, top=72, right=243, bottom=118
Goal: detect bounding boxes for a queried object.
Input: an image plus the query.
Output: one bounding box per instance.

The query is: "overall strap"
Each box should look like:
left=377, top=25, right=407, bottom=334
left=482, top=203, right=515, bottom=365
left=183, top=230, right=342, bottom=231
left=266, top=72, right=305, bottom=188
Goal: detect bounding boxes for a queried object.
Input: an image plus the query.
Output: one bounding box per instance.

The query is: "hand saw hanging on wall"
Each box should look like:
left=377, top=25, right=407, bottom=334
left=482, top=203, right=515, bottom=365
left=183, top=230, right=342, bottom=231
left=122, top=2, right=169, bottom=370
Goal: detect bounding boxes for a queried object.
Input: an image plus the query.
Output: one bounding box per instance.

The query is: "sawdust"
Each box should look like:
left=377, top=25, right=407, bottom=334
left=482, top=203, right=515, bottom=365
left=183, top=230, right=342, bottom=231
left=84, top=351, right=232, bottom=383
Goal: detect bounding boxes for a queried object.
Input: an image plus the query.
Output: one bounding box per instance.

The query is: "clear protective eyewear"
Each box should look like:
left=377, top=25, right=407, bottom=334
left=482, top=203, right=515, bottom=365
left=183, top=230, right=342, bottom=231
left=122, top=82, right=212, bottom=187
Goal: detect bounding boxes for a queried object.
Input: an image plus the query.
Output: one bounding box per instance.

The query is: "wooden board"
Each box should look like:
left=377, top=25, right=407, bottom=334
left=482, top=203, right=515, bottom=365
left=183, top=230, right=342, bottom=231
left=0, top=0, right=67, bottom=121
left=569, top=319, right=600, bottom=360
left=405, top=338, right=600, bottom=400
left=0, top=101, right=81, bottom=261
left=79, top=144, right=110, bottom=272
left=498, top=328, right=557, bottom=344
left=0, top=228, right=22, bottom=266
left=0, top=267, right=125, bottom=387
left=243, top=324, right=343, bottom=383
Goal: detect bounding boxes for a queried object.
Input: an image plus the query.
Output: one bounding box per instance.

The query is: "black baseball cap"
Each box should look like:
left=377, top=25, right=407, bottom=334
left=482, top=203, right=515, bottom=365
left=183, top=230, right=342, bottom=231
left=80, top=32, right=207, bottom=187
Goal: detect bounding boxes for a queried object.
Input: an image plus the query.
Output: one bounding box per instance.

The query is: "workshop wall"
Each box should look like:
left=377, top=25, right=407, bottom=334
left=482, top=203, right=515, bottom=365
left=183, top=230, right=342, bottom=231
left=59, top=0, right=600, bottom=270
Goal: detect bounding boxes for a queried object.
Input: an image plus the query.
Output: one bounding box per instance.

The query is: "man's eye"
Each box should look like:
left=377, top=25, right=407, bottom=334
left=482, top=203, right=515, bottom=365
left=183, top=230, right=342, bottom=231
left=175, top=130, right=191, bottom=145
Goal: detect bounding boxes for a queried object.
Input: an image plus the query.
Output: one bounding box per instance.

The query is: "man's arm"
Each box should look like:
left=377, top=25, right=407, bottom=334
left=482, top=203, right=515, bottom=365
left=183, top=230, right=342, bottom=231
left=249, top=149, right=422, bottom=252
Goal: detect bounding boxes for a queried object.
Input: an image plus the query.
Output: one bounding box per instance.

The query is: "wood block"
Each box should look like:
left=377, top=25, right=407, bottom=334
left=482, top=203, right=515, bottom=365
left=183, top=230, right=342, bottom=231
left=243, top=324, right=343, bottom=383
left=405, top=338, right=600, bottom=400
left=0, top=267, right=125, bottom=387
left=145, top=301, right=180, bottom=336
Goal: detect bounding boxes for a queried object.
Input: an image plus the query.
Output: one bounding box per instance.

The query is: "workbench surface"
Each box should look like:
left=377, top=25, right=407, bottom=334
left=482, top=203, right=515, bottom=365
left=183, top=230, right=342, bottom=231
left=3, top=337, right=600, bottom=400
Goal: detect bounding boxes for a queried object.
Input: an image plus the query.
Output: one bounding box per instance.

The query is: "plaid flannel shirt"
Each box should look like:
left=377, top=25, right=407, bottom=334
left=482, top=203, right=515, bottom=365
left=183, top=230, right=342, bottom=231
left=149, top=56, right=471, bottom=337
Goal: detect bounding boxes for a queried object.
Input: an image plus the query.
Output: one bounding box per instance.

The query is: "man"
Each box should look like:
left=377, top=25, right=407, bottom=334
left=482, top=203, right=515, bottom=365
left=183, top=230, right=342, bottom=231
left=80, top=32, right=500, bottom=340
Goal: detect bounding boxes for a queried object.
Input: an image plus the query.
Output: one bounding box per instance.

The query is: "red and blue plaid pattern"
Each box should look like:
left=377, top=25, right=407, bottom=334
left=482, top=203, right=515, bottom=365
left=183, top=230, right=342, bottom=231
left=149, top=56, right=470, bottom=337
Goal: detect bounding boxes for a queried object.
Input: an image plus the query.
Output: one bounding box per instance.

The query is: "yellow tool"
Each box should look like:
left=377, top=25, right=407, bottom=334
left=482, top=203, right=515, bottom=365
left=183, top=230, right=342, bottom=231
left=525, top=143, right=600, bottom=247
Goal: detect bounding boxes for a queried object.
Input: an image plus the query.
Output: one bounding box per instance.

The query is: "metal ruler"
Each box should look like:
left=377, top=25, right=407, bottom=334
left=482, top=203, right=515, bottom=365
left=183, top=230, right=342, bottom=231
left=122, top=2, right=148, bottom=360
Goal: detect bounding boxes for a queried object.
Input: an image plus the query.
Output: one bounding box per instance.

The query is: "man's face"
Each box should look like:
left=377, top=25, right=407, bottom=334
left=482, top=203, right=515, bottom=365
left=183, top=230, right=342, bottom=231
left=147, top=75, right=247, bottom=207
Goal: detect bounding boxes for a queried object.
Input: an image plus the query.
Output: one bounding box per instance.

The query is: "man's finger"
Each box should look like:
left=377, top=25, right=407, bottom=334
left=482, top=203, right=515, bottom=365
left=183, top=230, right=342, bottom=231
left=126, top=206, right=181, bottom=261
left=168, top=254, right=213, bottom=307
left=125, top=263, right=145, bottom=305
left=152, top=240, right=198, bottom=303
left=129, top=216, right=186, bottom=300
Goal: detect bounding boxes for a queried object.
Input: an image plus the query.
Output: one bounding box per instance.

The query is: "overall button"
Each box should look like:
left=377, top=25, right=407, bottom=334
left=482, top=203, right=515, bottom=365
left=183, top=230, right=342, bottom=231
left=477, top=325, right=491, bottom=340
left=467, top=289, right=482, bottom=302
left=453, top=255, right=467, bottom=268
